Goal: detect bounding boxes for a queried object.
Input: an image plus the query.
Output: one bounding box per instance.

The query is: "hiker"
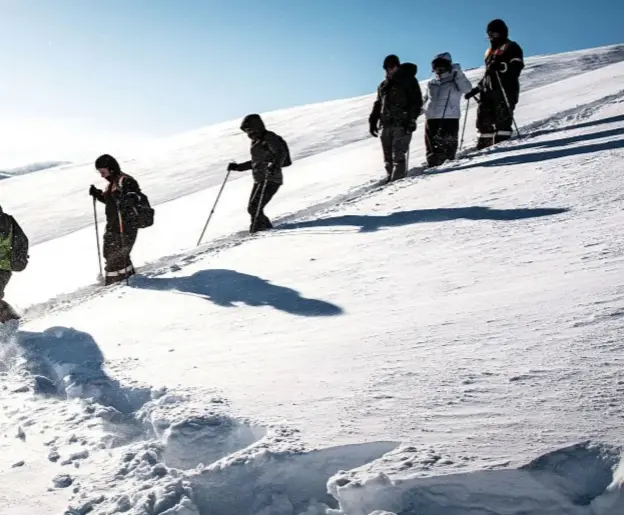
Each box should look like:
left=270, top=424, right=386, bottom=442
left=465, top=18, right=525, bottom=149
left=227, top=114, right=291, bottom=233
left=422, top=52, right=473, bottom=167
left=89, top=154, right=150, bottom=285
left=0, top=205, right=29, bottom=323
left=369, top=54, right=423, bottom=182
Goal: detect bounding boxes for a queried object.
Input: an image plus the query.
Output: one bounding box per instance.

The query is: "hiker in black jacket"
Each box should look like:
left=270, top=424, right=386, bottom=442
left=369, top=54, right=423, bottom=182
left=89, top=154, right=143, bottom=285
left=465, top=19, right=525, bottom=149
left=227, top=114, right=289, bottom=233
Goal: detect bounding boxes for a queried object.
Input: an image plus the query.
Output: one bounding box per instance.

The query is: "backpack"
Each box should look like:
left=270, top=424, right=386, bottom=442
left=0, top=215, right=29, bottom=272
left=276, top=134, right=292, bottom=167
left=118, top=174, right=155, bottom=229
left=263, top=133, right=292, bottom=168
left=131, top=191, right=155, bottom=229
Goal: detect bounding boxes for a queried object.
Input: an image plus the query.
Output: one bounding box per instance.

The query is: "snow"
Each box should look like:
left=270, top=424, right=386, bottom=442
left=1, top=43, right=624, bottom=514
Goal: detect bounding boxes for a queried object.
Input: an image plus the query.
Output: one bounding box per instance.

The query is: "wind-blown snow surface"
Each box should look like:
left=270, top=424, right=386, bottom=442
left=1, top=44, right=624, bottom=514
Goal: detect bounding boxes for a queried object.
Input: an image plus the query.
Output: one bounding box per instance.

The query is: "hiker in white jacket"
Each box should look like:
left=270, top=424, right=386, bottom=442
left=422, top=52, right=473, bottom=167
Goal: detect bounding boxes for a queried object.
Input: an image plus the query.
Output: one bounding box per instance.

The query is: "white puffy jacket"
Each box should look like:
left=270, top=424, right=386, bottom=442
left=423, top=59, right=473, bottom=119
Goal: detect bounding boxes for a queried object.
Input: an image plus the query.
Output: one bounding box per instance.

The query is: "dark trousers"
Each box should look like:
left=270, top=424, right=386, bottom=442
left=247, top=181, right=280, bottom=233
left=425, top=118, right=460, bottom=167
left=103, top=228, right=138, bottom=285
left=380, top=125, right=412, bottom=181
left=476, top=90, right=516, bottom=149
left=0, top=270, right=10, bottom=299
left=0, top=270, right=18, bottom=323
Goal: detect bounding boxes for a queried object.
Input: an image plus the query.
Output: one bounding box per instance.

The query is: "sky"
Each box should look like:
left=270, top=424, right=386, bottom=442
left=0, top=0, right=621, bottom=167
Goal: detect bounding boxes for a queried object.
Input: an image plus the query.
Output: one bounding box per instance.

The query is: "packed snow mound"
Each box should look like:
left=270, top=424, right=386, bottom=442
left=328, top=442, right=624, bottom=515
left=3, top=325, right=623, bottom=515
left=1, top=43, right=622, bottom=246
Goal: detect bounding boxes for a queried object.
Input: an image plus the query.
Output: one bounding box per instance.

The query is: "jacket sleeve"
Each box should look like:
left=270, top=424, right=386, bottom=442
left=453, top=66, right=473, bottom=94
left=94, top=189, right=106, bottom=204
left=237, top=161, right=253, bottom=171
left=369, top=85, right=381, bottom=124
left=503, top=41, right=524, bottom=79
left=408, top=78, right=424, bottom=121
left=264, top=132, right=287, bottom=167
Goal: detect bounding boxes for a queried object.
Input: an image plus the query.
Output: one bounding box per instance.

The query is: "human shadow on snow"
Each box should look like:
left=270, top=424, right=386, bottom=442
left=132, top=269, right=343, bottom=317
left=433, top=138, right=624, bottom=174
left=484, top=126, right=624, bottom=156
left=279, top=206, right=569, bottom=233
left=10, top=326, right=151, bottom=414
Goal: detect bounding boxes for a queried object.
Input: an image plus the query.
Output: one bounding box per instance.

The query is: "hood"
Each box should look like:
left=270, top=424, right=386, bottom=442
left=240, top=113, right=266, bottom=133
left=432, top=52, right=452, bottom=69
left=398, top=62, right=417, bottom=77
left=94, top=154, right=121, bottom=178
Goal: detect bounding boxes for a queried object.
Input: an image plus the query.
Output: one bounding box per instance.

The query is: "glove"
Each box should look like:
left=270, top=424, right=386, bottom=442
left=369, top=119, right=379, bottom=138
left=89, top=184, right=101, bottom=197
left=227, top=162, right=240, bottom=172
left=464, top=87, right=480, bottom=100
left=405, top=120, right=416, bottom=133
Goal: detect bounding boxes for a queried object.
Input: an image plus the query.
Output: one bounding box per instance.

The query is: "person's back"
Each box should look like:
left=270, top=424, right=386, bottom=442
left=0, top=206, right=21, bottom=324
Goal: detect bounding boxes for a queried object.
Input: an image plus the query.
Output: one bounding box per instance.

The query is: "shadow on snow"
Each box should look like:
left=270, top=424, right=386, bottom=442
left=279, top=206, right=569, bottom=233
left=132, top=268, right=344, bottom=317
left=435, top=137, right=624, bottom=173
left=9, top=326, right=151, bottom=414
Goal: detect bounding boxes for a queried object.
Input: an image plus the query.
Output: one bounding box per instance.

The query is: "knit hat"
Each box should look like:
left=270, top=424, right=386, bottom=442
left=487, top=19, right=509, bottom=39
left=383, top=54, right=400, bottom=70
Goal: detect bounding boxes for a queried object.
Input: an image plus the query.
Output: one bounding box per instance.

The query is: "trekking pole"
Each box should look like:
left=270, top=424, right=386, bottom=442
left=117, top=205, right=130, bottom=286
left=495, top=71, right=521, bottom=137
left=93, top=197, right=103, bottom=282
left=459, top=98, right=470, bottom=151
left=251, top=180, right=268, bottom=233
left=197, top=169, right=231, bottom=246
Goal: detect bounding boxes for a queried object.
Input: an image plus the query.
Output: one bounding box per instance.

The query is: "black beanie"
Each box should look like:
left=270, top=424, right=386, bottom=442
left=94, top=154, right=121, bottom=174
left=487, top=19, right=509, bottom=39
left=383, top=54, right=400, bottom=69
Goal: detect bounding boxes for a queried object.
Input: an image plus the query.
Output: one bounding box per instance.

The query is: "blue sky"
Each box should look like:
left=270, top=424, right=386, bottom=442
left=0, top=0, right=621, bottom=143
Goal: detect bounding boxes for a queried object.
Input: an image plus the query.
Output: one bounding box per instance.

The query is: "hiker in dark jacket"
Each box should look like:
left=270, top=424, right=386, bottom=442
left=227, top=114, right=287, bottom=233
left=0, top=205, right=28, bottom=323
left=369, top=54, right=423, bottom=182
left=465, top=19, right=524, bottom=149
left=89, top=154, right=142, bottom=285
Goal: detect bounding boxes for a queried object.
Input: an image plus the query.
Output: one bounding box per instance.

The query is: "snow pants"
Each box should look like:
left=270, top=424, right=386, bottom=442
left=248, top=180, right=280, bottom=233
left=0, top=270, right=10, bottom=299
left=380, top=125, right=412, bottom=181
left=425, top=118, right=460, bottom=167
left=476, top=90, right=516, bottom=149
left=103, top=228, right=137, bottom=285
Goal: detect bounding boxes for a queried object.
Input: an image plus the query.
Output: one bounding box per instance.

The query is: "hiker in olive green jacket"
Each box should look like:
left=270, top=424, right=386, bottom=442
left=0, top=205, right=29, bottom=324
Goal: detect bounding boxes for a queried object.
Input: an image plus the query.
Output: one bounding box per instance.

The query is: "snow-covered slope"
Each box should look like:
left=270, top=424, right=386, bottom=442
left=1, top=44, right=624, bottom=514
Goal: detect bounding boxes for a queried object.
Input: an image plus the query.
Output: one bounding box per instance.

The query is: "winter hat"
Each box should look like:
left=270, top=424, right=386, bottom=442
left=487, top=19, right=508, bottom=39
left=383, top=54, right=400, bottom=70
left=432, top=52, right=452, bottom=70
left=94, top=154, right=121, bottom=174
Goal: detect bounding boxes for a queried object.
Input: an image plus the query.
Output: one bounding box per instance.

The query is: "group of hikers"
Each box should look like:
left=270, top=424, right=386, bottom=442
left=0, top=17, right=523, bottom=323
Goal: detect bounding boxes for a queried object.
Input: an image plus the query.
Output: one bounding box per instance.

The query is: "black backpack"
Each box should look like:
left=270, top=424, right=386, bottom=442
left=119, top=174, right=155, bottom=229
left=0, top=214, right=29, bottom=272
left=276, top=134, right=292, bottom=167
left=263, top=133, right=292, bottom=168
left=131, top=191, right=154, bottom=229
